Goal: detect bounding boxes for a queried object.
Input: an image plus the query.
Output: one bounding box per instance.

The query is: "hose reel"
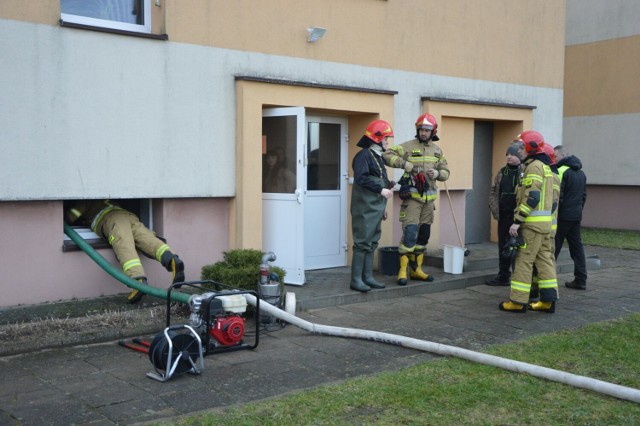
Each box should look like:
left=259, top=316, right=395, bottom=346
left=146, top=325, right=204, bottom=382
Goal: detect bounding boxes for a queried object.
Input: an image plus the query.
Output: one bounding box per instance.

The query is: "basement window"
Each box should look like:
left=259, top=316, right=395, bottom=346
left=63, top=199, right=153, bottom=252
left=61, top=0, right=151, bottom=34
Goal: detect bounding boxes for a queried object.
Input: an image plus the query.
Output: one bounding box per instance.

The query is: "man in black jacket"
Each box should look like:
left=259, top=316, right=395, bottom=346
left=553, top=145, right=588, bottom=290
left=486, top=141, right=523, bottom=286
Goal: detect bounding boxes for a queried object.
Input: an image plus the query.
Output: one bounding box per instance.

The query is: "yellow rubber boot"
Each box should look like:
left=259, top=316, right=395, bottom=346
left=499, top=301, right=526, bottom=313
left=409, top=253, right=435, bottom=282
left=127, top=277, right=146, bottom=304
left=528, top=301, right=555, bottom=313
left=397, top=254, right=409, bottom=286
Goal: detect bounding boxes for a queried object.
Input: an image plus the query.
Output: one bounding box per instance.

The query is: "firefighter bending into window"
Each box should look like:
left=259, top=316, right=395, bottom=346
left=499, top=130, right=558, bottom=313
left=383, top=113, right=450, bottom=286
left=66, top=200, right=185, bottom=304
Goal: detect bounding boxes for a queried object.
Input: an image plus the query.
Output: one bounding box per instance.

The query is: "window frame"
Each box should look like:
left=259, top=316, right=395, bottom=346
left=60, top=0, right=152, bottom=34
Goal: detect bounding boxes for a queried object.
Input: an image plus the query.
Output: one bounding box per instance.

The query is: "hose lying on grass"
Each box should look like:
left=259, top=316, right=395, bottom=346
left=243, top=293, right=640, bottom=404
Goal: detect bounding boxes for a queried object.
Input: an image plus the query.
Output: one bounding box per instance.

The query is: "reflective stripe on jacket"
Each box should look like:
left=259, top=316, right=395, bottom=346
left=382, top=138, right=449, bottom=204
left=514, top=158, right=553, bottom=234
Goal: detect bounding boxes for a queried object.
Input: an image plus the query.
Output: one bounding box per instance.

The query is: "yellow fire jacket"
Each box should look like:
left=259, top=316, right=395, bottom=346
left=514, top=157, right=554, bottom=234
left=382, top=138, right=450, bottom=203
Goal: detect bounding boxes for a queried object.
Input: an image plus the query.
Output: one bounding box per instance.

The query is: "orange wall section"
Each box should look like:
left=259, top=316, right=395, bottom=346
left=164, top=0, right=565, bottom=89
left=564, top=35, right=640, bottom=116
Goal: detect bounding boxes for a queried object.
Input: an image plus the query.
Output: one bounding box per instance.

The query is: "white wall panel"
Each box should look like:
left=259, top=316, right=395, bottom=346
left=567, top=0, right=640, bottom=45
left=1, top=19, right=563, bottom=200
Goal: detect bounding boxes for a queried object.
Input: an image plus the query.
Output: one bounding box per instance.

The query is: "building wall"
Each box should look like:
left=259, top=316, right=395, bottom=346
left=0, top=199, right=229, bottom=307
left=0, top=1, right=566, bottom=306
left=564, top=0, right=640, bottom=230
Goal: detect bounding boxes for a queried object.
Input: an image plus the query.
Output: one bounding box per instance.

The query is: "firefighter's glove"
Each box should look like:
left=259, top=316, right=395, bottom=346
left=501, top=235, right=525, bottom=262
left=399, top=185, right=412, bottom=200
left=403, top=161, right=414, bottom=173
left=414, top=172, right=427, bottom=195
left=398, top=173, right=413, bottom=200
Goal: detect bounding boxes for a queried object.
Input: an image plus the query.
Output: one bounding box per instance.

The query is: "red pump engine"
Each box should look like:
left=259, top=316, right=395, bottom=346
left=210, top=315, right=245, bottom=346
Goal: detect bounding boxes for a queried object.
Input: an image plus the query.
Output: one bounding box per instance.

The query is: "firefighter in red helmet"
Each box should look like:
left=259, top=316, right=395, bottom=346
left=382, top=113, right=450, bottom=286
left=349, top=120, right=395, bottom=292
left=529, top=141, right=560, bottom=303
left=499, top=130, right=558, bottom=313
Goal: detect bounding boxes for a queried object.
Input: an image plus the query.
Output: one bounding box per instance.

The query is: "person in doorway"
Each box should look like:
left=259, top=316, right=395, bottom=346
left=66, top=200, right=185, bottom=304
left=554, top=145, right=588, bottom=290
left=350, top=119, right=395, bottom=292
left=499, top=130, right=558, bottom=313
left=263, top=148, right=296, bottom=193
left=486, top=141, right=523, bottom=286
left=382, top=113, right=450, bottom=286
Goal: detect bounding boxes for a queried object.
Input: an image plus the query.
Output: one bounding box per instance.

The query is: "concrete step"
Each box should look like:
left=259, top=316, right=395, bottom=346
left=296, top=244, right=600, bottom=312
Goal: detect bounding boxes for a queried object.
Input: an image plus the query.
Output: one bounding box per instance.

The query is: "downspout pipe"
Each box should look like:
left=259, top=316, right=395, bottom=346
left=64, top=223, right=191, bottom=305
left=243, top=293, right=640, bottom=404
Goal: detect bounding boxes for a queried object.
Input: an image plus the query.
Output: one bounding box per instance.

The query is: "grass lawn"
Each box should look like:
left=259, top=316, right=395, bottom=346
left=160, top=314, right=640, bottom=426
left=582, top=227, right=640, bottom=250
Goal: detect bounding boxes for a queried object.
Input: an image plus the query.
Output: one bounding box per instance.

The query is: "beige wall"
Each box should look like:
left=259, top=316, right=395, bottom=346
left=166, top=0, right=564, bottom=88
left=564, top=35, right=640, bottom=116
left=0, top=0, right=58, bottom=24
left=421, top=99, right=532, bottom=243
left=2, top=0, right=565, bottom=89
left=234, top=80, right=394, bottom=254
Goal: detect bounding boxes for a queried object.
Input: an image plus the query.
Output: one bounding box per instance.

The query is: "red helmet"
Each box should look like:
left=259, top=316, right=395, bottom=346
left=415, top=113, right=438, bottom=135
left=516, top=130, right=545, bottom=155
left=365, top=120, right=394, bottom=144
left=542, top=143, right=556, bottom=165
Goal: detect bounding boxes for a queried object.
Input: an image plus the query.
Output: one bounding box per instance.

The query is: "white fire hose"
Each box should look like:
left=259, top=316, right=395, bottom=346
left=244, top=293, right=640, bottom=404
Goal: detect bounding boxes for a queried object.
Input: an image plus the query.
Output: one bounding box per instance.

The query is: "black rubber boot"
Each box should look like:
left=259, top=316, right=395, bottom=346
left=161, top=251, right=185, bottom=284
left=350, top=251, right=370, bottom=292
left=362, top=252, right=385, bottom=289
left=485, top=275, right=510, bottom=286
left=565, top=280, right=586, bottom=290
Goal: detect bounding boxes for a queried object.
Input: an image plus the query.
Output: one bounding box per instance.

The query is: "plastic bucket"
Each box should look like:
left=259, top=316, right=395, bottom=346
left=378, top=247, right=400, bottom=276
left=443, top=245, right=465, bottom=274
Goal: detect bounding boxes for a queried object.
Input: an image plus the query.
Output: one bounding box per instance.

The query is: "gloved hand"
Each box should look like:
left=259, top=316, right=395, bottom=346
left=501, top=235, right=525, bottom=261
left=399, top=185, right=412, bottom=200
left=414, top=172, right=427, bottom=195
left=427, top=169, right=439, bottom=179
left=403, top=161, right=414, bottom=173
left=398, top=172, right=414, bottom=200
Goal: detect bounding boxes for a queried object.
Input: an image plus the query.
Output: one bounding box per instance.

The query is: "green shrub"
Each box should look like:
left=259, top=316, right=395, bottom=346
left=200, top=248, right=286, bottom=292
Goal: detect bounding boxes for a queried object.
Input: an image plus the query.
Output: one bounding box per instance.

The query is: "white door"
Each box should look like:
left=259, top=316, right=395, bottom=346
left=262, top=108, right=306, bottom=285
left=304, top=116, right=348, bottom=270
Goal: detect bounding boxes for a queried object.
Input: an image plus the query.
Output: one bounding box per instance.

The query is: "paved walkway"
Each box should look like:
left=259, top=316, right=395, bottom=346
left=0, top=245, right=638, bottom=425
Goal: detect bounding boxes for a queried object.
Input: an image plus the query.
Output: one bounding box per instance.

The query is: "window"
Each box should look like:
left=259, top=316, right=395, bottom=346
left=63, top=199, right=154, bottom=251
left=61, top=0, right=151, bottom=34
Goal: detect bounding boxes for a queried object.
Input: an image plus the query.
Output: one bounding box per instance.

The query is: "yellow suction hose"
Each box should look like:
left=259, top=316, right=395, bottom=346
left=64, top=223, right=191, bottom=304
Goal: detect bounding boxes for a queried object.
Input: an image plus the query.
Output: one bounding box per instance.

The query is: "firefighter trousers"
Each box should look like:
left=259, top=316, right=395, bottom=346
left=510, top=227, right=558, bottom=305
left=97, top=210, right=170, bottom=279
left=398, top=199, right=434, bottom=254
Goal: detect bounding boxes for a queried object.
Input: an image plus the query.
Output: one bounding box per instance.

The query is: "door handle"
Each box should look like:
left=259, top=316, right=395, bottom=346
left=295, top=189, right=302, bottom=204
